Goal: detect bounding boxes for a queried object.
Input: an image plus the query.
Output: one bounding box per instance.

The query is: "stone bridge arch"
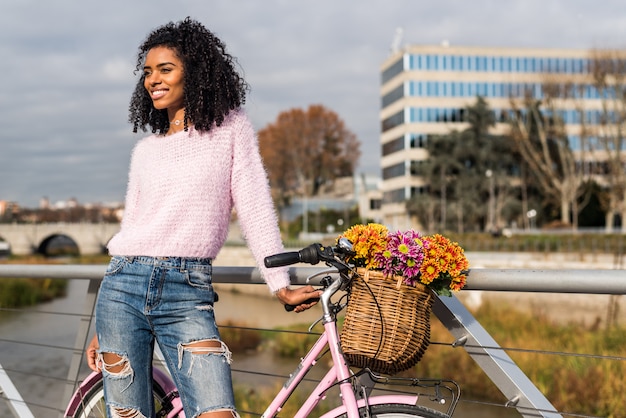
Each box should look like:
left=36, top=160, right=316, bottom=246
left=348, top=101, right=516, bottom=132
left=36, top=233, right=80, bottom=256
left=0, top=234, right=10, bottom=256
left=0, top=223, right=120, bottom=256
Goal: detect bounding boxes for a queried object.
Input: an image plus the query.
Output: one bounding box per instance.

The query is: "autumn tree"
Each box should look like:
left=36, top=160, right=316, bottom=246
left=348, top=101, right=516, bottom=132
left=258, top=105, right=360, bottom=209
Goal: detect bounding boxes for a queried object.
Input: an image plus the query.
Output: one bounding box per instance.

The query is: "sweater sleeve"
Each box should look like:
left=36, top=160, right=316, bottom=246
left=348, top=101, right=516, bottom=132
left=230, top=111, right=291, bottom=292
left=117, top=144, right=142, bottom=235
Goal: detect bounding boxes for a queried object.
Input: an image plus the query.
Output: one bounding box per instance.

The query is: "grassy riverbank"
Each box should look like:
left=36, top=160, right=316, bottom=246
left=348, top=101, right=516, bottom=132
left=421, top=302, right=626, bottom=416
left=0, top=277, right=67, bottom=308
left=0, top=256, right=69, bottom=308
left=447, top=231, right=626, bottom=255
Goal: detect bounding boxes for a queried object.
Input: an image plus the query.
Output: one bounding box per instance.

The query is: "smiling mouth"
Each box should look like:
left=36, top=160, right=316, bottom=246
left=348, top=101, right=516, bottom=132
left=151, top=89, right=168, bottom=99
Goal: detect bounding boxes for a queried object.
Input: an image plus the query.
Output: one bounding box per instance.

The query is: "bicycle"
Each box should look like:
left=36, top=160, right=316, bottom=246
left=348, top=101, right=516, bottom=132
left=64, top=238, right=460, bottom=417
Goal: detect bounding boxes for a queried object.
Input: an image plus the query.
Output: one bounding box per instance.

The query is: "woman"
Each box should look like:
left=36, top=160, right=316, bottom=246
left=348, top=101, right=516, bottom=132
left=86, top=17, right=321, bottom=418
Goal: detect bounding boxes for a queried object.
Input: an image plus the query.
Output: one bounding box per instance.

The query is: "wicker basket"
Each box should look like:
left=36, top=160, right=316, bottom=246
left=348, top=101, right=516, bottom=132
left=340, top=268, right=434, bottom=375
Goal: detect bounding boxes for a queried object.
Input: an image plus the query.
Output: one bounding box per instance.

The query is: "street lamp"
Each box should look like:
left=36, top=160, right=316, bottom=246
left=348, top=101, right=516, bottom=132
left=527, top=209, right=537, bottom=230
left=485, top=169, right=495, bottom=233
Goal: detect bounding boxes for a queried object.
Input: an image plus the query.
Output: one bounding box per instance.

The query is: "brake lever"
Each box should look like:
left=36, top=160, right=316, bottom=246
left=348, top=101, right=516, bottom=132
left=308, top=315, right=324, bottom=332
left=283, top=275, right=334, bottom=312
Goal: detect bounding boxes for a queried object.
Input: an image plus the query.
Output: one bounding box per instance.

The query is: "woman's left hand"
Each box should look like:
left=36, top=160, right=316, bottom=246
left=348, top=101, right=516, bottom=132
left=86, top=334, right=101, bottom=372
left=275, top=286, right=323, bottom=313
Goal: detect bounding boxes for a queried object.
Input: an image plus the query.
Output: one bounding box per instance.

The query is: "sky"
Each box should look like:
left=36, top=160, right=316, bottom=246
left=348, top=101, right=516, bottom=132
left=1, top=0, right=626, bottom=208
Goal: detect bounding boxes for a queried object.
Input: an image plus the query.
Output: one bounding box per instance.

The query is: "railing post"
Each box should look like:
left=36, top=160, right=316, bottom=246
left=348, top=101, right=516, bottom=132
left=0, top=363, right=35, bottom=418
left=432, top=294, right=562, bottom=418
left=61, top=278, right=100, bottom=418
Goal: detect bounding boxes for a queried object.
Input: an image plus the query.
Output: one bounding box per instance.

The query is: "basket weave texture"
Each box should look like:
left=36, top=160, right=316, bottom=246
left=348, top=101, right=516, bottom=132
left=340, top=268, right=434, bottom=375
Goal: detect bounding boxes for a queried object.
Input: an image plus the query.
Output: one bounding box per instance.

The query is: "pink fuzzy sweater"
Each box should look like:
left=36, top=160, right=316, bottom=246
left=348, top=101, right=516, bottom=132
left=107, top=109, right=290, bottom=292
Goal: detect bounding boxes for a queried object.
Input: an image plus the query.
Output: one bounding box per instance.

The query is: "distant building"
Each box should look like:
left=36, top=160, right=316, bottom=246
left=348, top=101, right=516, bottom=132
left=356, top=174, right=383, bottom=224
left=380, top=43, right=619, bottom=230
left=278, top=175, right=382, bottom=236
left=39, top=197, right=50, bottom=209
left=0, top=200, right=19, bottom=221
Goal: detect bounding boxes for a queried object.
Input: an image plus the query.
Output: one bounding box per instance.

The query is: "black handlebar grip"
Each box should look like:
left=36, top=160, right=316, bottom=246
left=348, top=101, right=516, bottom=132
left=298, top=244, right=321, bottom=265
left=264, top=251, right=301, bottom=268
left=284, top=297, right=321, bottom=312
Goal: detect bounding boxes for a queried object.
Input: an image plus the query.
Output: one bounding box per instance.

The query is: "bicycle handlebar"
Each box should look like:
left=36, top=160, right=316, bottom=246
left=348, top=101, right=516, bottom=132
left=265, top=239, right=354, bottom=269
left=263, top=243, right=324, bottom=267
left=264, top=240, right=355, bottom=312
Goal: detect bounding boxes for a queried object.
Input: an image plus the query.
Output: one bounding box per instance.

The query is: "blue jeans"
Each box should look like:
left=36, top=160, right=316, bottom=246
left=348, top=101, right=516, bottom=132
left=95, top=256, right=237, bottom=418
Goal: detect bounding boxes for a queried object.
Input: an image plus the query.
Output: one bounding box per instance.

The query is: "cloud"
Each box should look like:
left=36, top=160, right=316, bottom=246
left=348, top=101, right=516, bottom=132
left=2, top=0, right=626, bottom=207
left=103, top=58, right=135, bottom=83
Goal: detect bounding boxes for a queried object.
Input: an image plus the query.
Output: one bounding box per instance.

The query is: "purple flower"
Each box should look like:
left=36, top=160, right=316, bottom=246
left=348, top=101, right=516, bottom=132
left=375, top=229, right=426, bottom=282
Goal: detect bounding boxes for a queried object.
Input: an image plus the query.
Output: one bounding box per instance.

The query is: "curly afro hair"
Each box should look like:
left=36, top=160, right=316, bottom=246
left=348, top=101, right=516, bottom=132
left=128, top=17, right=250, bottom=134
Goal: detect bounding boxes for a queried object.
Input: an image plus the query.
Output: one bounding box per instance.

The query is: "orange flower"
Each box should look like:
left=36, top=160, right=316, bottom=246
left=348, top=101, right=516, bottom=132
left=450, top=274, right=467, bottom=291
left=421, top=234, right=469, bottom=295
left=339, top=223, right=388, bottom=269
left=419, top=258, right=440, bottom=285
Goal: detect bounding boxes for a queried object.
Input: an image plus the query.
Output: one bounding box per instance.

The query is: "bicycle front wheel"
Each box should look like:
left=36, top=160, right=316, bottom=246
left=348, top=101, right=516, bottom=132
left=68, top=378, right=174, bottom=418
left=334, top=403, right=449, bottom=418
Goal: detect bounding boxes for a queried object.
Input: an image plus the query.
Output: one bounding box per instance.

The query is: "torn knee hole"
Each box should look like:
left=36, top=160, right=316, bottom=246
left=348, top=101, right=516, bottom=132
left=100, top=352, right=133, bottom=376
left=182, top=339, right=226, bottom=353
left=197, top=410, right=240, bottom=418
left=178, top=339, right=233, bottom=367
left=109, top=405, right=147, bottom=418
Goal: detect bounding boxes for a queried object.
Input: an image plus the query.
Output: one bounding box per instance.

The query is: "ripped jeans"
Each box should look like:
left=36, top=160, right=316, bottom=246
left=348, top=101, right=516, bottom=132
left=95, top=255, right=237, bottom=418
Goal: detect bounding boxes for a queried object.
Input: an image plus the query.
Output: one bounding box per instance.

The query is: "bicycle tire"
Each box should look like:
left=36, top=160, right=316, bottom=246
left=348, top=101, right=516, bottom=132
left=333, top=403, right=449, bottom=418
left=68, top=378, right=174, bottom=418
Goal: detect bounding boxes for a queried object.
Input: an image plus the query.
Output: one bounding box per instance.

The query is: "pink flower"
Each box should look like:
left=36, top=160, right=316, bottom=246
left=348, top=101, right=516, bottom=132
left=375, top=229, right=426, bottom=283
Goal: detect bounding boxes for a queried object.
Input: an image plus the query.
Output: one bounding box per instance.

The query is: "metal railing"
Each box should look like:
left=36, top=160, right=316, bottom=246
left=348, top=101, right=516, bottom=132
left=0, top=263, right=625, bottom=418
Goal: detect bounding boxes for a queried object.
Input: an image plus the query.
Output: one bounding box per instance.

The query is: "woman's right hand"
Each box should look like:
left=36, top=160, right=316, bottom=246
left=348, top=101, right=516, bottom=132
left=86, top=334, right=101, bottom=372
left=275, top=286, right=323, bottom=313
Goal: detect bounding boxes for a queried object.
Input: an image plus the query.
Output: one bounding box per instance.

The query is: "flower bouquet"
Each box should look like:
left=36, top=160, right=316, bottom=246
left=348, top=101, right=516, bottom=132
left=340, top=223, right=468, bottom=297
left=338, top=223, right=469, bottom=374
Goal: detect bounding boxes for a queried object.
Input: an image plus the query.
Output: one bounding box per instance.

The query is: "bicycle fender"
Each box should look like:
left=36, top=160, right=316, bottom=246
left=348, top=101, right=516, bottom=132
left=319, top=394, right=419, bottom=418
left=64, top=371, right=104, bottom=416
left=64, top=368, right=178, bottom=417
left=152, top=366, right=178, bottom=392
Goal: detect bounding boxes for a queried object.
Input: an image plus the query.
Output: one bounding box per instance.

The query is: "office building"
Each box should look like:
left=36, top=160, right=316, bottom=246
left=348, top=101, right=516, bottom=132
left=379, top=43, right=619, bottom=230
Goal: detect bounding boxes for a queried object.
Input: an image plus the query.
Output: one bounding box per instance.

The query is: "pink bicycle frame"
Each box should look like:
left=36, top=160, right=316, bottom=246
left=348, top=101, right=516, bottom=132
left=260, top=319, right=418, bottom=418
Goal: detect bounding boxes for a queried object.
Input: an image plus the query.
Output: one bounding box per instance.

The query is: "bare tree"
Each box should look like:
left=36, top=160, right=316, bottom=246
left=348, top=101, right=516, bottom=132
left=589, top=49, right=626, bottom=232
left=508, top=83, right=590, bottom=228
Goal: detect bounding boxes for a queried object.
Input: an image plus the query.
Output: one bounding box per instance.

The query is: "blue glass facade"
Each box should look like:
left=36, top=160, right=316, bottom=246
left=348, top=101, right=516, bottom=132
left=381, top=52, right=618, bottom=134
left=381, top=107, right=608, bottom=128
left=402, top=80, right=607, bottom=100
left=381, top=53, right=594, bottom=84
left=406, top=54, right=589, bottom=74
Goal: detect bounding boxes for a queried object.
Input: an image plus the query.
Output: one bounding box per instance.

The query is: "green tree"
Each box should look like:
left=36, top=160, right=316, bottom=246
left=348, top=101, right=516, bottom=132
left=421, top=131, right=463, bottom=231
left=408, top=97, right=520, bottom=233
